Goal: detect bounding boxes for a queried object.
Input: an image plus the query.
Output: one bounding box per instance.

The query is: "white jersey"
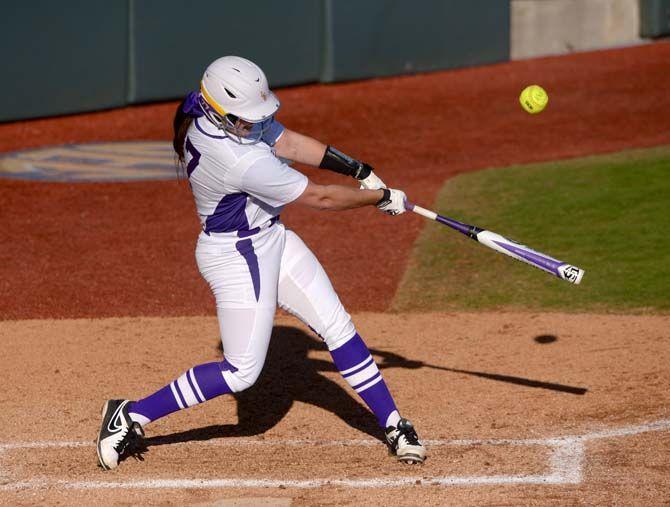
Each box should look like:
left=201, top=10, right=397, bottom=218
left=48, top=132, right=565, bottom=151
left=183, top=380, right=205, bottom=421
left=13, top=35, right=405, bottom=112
left=180, top=115, right=355, bottom=397
left=184, top=117, right=307, bottom=235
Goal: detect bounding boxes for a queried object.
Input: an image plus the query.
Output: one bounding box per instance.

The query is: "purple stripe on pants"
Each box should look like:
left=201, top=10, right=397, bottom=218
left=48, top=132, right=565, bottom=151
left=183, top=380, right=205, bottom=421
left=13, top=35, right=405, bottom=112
left=235, top=238, right=260, bottom=302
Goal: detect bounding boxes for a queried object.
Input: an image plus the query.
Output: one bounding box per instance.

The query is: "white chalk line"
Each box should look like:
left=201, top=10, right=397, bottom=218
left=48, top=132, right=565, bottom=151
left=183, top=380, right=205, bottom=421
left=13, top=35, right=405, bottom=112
left=4, top=418, right=669, bottom=450
left=1, top=419, right=668, bottom=492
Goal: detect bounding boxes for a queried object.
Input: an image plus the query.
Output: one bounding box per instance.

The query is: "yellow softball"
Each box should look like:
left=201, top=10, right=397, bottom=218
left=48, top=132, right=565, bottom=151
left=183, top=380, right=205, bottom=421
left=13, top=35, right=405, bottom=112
left=519, top=85, right=548, bottom=114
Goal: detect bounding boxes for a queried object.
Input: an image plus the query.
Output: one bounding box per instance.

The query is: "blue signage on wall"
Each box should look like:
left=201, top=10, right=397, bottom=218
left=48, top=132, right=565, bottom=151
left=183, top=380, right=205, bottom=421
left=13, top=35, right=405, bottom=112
left=0, top=142, right=177, bottom=182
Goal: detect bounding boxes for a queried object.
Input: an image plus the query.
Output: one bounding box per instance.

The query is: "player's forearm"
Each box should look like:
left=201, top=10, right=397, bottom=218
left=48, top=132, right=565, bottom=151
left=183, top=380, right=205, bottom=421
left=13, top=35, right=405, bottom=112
left=297, top=182, right=383, bottom=211
left=320, top=185, right=383, bottom=210
left=275, top=129, right=326, bottom=166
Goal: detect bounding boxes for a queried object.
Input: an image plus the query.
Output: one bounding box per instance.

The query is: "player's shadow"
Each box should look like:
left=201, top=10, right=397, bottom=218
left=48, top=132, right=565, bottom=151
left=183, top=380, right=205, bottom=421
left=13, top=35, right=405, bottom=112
left=145, top=325, right=587, bottom=448
left=369, top=348, right=588, bottom=396
left=145, top=325, right=381, bottom=447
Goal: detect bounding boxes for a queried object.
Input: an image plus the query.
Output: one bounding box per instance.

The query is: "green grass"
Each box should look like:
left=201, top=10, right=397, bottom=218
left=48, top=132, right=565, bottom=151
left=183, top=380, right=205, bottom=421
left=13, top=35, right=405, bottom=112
left=392, top=146, right=670, bottom=314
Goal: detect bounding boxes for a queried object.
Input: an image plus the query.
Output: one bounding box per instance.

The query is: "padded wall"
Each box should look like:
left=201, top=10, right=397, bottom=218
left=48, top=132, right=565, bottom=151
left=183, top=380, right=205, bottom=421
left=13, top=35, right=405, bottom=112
left=0, top=2, right=128, bottom=122
left=321, top=0, right=510, bottom=82
left=0, top=0, right=511, bottom=121
left=128, top=0, right=323, bottom=103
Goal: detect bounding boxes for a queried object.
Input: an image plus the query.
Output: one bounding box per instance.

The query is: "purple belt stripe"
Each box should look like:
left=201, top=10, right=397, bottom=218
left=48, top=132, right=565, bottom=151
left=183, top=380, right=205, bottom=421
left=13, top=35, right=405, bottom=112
left=237, top=216, right=280, bottom=238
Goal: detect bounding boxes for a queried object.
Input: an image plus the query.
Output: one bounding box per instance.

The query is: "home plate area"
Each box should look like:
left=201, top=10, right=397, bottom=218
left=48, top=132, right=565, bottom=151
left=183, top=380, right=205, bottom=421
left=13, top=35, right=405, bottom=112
left=2, top=420, right=668, bottom=491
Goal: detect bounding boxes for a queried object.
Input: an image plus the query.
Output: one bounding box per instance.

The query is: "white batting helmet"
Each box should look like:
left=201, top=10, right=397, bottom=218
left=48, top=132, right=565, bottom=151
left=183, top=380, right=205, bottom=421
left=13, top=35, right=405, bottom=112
left=200, top=56, right=280, bottom=124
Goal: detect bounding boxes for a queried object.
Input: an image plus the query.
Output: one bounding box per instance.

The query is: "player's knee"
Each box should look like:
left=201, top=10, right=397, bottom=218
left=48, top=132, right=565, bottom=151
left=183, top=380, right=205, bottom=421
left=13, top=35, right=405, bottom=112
left=322, top=314, right=356, bottom=351
left=237, top=365, right=263, bottom=390
left=225, top=357, right=264, bottom=392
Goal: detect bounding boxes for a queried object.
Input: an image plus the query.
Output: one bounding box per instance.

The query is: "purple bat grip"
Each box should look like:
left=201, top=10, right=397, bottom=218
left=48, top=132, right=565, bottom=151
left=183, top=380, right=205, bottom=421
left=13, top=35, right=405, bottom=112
left=435, top=214, right=481, bottom=238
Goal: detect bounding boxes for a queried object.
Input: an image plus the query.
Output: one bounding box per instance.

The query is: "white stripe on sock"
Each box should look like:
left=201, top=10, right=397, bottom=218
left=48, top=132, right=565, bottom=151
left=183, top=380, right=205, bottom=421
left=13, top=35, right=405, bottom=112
left=170, top=382, right=185, bottom=409
left=188, top=368, right=206, bottom=402
left=339, top=355, right=372, bottom=376
left=177, top=374, right=199, bottom=407
left=345, top=362, right=379, bottom=388
left=356, top=375, right=384, bottom=393
left=355, top=374, right=383, bottom=393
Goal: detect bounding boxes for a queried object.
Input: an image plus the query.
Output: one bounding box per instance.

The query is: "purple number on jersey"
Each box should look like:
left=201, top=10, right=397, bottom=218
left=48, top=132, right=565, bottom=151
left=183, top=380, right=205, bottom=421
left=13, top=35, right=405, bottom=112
left=185, top=137, right=201, bottom=178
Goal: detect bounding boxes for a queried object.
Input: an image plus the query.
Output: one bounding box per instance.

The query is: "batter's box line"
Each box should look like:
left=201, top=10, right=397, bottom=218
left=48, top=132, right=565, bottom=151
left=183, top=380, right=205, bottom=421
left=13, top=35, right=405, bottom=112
left=1, top=419, right=668, bottom=491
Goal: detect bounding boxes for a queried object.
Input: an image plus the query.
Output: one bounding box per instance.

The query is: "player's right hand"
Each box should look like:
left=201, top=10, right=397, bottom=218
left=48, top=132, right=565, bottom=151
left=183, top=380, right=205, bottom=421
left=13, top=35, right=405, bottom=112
left=359, top=170, right=386, bottom=190
left=376, top=188, right=407, bottom=216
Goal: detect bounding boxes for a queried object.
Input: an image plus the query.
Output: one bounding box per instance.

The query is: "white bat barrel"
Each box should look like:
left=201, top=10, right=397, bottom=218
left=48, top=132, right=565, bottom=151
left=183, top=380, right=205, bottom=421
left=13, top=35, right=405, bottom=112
left=476, top=231, right=584, bottom=284
left=407, top=202, right=584, bottom=285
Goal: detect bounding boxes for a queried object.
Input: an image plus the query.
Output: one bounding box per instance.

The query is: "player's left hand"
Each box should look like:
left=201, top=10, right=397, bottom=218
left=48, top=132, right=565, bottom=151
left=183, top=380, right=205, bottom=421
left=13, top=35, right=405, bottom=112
left=359, top=169, right=387, bottom=190
left=376, top=188, right=407, bottom=216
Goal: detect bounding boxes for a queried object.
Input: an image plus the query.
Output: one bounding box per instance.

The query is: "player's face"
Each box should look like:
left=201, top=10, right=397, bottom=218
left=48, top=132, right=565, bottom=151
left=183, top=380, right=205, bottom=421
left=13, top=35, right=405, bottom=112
left=226, top=115, right=255, bottom=137
left=223, top=114, right=275, bottom=145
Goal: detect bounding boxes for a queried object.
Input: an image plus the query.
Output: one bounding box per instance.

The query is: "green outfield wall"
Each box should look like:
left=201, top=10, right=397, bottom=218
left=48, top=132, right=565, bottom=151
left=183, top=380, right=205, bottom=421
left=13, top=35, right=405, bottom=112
left=322, top=0, right=509, bottom=82
left=640, top=0, right=670, bottom=37
left=128, top=0, right=323, bottom=103
left=0, top=0, right=510, bottom=122
left=1, top=2, right=129, bottom=121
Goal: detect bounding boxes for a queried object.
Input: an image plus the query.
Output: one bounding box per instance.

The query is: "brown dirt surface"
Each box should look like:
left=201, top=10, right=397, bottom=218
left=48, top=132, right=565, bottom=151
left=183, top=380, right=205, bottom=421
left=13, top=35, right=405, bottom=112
left=1, top=312, right=669, bottom=505
left=2, top=42, right=670, bottom=319
left=2, top=42, right=670, bottom=505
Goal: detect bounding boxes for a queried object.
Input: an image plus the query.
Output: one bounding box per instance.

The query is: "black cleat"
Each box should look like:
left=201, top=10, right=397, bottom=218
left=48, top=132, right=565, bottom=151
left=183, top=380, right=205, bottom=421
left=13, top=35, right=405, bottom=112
left=385, top=418, right=426, bottom=464
left=96, top=399, right=145, bottom=470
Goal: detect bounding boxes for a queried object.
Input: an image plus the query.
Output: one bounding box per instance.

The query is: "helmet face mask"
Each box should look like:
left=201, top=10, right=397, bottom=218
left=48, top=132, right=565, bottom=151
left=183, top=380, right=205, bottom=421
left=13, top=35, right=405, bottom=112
left=222, top=114, right=268, bottom=145
left=199, top=56, right=280, bottom=145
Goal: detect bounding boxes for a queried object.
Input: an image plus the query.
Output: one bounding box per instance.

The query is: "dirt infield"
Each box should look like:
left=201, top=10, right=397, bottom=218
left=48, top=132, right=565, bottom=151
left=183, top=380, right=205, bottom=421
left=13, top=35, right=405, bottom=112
left=1, top=312, right=669, bottom=504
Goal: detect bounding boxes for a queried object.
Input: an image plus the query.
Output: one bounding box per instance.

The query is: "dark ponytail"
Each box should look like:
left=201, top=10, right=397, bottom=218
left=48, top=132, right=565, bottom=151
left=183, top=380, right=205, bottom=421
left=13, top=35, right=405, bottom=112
left=173, top=99, right=193, bottom=168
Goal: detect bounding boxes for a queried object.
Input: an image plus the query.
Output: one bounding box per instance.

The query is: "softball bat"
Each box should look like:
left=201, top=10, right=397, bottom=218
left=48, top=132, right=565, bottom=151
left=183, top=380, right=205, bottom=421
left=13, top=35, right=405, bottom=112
left=406, top=202, right=584, bottom=284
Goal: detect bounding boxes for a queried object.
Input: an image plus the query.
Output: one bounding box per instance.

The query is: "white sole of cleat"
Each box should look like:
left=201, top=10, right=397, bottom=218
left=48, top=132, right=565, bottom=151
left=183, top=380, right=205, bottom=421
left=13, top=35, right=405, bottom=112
left=398, top=455, right=425, bottom=464
left=96, top=400, right=112, bottom=471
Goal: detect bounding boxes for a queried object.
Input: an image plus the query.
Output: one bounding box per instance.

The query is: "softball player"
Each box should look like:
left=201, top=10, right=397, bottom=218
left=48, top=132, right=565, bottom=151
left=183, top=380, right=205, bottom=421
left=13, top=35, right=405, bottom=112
left=97, top=56, right=426, bottom=469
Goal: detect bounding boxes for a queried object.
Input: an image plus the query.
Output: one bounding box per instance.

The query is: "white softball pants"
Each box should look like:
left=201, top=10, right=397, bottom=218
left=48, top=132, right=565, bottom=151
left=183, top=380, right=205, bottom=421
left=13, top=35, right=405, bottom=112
left=195, top=223, right=356, bottom=393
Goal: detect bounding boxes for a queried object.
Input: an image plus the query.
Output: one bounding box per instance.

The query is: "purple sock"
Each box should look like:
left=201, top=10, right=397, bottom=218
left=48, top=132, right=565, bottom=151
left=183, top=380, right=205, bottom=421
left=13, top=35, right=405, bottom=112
left=128, top=360, right=235, bottom=426
left=329, top=333, right=399, bottom=428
